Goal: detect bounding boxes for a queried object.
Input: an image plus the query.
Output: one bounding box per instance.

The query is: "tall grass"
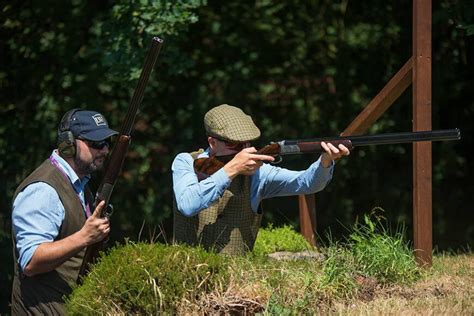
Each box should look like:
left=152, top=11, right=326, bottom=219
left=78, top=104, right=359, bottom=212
left=348, top=213, right=421, bottom=284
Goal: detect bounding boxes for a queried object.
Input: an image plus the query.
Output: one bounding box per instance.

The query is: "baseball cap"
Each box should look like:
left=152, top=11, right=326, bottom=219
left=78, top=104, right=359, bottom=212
left=69, top=110, right=118, bottom=141
left=204, top=104, right=261, bottom=142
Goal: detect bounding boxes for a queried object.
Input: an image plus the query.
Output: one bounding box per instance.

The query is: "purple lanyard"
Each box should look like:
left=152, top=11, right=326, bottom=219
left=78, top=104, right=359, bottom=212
left=49, top=155, right=92, bottom=218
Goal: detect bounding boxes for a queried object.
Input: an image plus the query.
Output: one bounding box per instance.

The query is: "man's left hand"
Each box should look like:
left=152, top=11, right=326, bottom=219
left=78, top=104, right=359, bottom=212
left=320, top=142, right=350, bottom=168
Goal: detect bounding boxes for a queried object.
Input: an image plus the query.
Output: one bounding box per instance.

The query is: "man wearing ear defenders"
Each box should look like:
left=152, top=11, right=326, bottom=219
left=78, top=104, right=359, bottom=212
left=11, top=109, right=118, bottom=315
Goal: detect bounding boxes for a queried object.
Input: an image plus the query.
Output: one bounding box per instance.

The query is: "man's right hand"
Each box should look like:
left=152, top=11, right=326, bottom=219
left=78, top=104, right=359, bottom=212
left=80, top=201, right=110, bottom=246
left=223, top=147, right=275, bottom=179
left=23, top=201, right=110, bottom=276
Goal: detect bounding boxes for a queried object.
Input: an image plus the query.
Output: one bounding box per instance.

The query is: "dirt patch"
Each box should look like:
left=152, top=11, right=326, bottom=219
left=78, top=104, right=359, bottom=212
left=354, top=274, right=379, bottom=301
left=197, top=293, right=265, bottom=315
left=352, top=273, right=452, bottom=303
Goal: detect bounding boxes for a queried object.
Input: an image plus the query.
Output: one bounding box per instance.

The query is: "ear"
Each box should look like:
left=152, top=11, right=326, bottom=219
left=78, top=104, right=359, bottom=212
left=208, top=136, right=217, bottom=149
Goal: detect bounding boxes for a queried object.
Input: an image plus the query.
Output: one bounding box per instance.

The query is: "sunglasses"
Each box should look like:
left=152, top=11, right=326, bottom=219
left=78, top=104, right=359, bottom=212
left=79, top=138, right=111, bottom=150
left=215, top=137, right=251, bottom=151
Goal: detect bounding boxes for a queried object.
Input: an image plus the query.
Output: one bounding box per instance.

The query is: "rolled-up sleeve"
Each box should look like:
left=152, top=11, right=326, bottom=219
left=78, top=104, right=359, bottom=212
left=12, top=183, right=64, bottom=271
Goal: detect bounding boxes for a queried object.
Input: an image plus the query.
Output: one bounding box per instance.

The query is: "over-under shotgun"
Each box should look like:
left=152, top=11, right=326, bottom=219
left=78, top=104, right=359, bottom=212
left=194, top=129, right=461, bottom=179
left=77, top=37, right=164, bottom=283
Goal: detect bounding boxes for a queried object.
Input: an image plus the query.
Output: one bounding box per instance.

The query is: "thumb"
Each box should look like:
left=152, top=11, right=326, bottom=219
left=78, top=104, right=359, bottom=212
left=91, top=200, right=106, bottom=218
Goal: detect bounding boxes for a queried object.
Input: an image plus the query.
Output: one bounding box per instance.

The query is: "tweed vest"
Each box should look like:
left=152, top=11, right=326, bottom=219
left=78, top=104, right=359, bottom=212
left=173, top=152, right=263, bottom=255
left=11, top=159, right=93, bottom=315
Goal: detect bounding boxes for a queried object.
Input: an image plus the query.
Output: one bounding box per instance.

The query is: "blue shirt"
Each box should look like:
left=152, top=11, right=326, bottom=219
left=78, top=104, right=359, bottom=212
left=172, top=148, right=334, bottom=217
left=12, top=150, right=91, bottom=271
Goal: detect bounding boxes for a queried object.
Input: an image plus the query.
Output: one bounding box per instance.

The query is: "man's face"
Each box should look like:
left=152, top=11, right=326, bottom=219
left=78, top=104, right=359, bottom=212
left=74, top=138, right=110, bottom=175
left=209, top=137, right=251, bottom=156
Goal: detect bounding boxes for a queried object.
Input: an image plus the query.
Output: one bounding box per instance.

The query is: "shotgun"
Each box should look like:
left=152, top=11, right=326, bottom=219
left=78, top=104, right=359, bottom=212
left=194, top=129, right=461, bottom=179
left=77, top=37, right=164, bottom=283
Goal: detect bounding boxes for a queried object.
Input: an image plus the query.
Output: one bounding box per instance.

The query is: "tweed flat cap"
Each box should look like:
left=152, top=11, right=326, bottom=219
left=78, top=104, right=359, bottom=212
left=204, top=104, right=261, bottom=142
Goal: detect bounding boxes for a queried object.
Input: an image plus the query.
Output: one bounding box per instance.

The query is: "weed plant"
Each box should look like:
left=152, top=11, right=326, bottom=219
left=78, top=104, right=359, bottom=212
left=348, top=213, right=421, bottom=284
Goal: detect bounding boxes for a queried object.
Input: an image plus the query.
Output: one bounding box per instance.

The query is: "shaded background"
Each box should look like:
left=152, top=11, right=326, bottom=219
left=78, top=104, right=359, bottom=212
left=1, top=0, right=473, bottom=312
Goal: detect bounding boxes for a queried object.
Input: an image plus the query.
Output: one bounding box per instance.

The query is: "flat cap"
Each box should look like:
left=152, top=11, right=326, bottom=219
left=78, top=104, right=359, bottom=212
left=204, top=104, right=261, bottom=142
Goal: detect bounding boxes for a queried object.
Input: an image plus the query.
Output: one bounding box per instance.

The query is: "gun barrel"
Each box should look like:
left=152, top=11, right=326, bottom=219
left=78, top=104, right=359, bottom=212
left=347, top=129, right=461, bottom=146
left=283, top=129, right=461, bottom=147
left=121, top=37, right=163, bottom=136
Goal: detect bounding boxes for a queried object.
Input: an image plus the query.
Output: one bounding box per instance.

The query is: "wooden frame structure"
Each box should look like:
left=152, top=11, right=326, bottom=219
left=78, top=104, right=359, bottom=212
left=299, top=0, right=433, bottom=266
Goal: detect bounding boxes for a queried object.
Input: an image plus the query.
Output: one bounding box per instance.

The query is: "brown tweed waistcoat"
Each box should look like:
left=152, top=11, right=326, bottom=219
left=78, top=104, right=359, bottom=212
left=173, top=153, right=262, bottom=255
left=11, top=159, right=93, bottom=315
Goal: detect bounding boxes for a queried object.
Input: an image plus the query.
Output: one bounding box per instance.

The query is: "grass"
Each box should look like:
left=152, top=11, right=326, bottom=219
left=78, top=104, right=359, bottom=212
left=332, top=253, right=474, bottom=315
left=67, top=243, right=229, bottom=314
left=66, top=216, right=474, bottom=314
left=252, top=224, right=314, bottom=256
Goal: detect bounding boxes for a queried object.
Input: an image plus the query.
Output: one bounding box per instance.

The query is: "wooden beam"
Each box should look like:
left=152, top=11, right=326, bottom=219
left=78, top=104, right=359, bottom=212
left=413, top=0, right=432, bottom=267
left=298, top=194, right=316, bottom=246
left=305, top=59, right=414, bottom=246
left=342, top=58, right=413, bottom=136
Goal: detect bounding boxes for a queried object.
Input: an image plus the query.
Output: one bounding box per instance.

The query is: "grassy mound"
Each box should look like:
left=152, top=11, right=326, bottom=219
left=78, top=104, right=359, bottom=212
left=66, top=243, right=228, bottom=314
left=67, top=216, right=423, bottom=314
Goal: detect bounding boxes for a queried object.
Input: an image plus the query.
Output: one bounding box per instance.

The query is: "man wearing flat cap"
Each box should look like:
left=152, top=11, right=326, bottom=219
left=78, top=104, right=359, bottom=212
left=11, top=109, right=118, bottom=314
left=172, top=104, right=349, bottom=255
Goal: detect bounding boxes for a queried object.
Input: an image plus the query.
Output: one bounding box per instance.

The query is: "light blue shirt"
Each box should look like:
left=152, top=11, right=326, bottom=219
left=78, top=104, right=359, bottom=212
left=172, top=148, right=334, bottom=217
left=12, top=150, right=91, bottom=271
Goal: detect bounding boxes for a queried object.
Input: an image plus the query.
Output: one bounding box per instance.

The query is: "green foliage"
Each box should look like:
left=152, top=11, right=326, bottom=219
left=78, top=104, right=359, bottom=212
left=66, top=242, right=228, bottom=314
left=253, top=224, right=313, bottom=257
left=318, top=246, right=357, bottom=298
left=321, top=211, right=421, bottom=294
left=349, top=212, right=421, bottom=284
left=89, top=0, right=205, bottom=80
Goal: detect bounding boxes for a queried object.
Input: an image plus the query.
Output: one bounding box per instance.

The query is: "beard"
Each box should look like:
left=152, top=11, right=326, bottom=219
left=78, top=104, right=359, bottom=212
left=74, top=154, right=107, bottom=175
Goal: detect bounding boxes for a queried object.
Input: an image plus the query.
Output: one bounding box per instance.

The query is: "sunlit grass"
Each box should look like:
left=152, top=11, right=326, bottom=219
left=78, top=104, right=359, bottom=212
left=66, top=217, right=473, bottom=314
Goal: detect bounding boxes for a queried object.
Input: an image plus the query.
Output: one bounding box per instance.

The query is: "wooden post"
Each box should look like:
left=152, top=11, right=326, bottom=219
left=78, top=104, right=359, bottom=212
left=299, top=194, right=316, bottom=246
left=413, top=0, right=432, bottom=266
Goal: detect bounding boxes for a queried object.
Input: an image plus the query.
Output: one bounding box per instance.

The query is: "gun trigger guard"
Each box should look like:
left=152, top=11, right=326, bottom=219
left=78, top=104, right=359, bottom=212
left=104, top=204, right=114, bottom=218
left=271, top=155, right=283, bottom=165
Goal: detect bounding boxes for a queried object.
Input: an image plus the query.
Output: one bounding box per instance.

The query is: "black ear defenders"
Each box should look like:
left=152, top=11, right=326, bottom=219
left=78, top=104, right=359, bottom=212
left=57, top=108, right=80, bottom=158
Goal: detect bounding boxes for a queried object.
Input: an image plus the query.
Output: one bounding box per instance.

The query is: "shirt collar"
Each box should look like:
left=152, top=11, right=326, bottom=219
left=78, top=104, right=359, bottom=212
left=198, top=148, right=211, bottom=158
left=51, top=150, right=91, bottom=188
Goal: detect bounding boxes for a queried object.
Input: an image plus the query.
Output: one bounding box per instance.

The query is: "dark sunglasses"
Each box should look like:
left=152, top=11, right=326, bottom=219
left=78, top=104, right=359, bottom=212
left=79, top=138, right=111, bottom=150
left=214, top=137, right=250, bottom=151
